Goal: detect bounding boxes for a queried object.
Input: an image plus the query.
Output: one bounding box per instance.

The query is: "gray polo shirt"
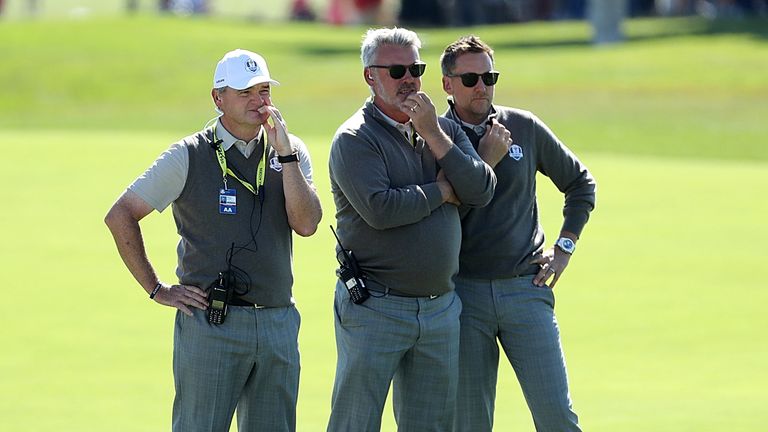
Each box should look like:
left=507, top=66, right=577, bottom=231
left=330, top=101, right=496, bottom=296
left=130, top=119, right=313, bottom=212
left=443, top=105, right=596, bottom=279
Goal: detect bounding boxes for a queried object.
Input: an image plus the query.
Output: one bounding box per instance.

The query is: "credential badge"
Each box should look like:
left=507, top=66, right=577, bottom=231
left=509, top=144, right=523, bottom=161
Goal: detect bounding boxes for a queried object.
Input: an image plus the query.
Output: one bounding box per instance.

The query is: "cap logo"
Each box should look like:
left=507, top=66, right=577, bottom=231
left=509, top=144, right=523, bottom=161
left=245, top=59, right=260, bottom=74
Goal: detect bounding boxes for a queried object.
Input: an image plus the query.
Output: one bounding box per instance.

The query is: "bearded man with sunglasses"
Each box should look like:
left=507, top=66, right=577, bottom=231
left=440, top=36, right=596, bottom=432
left=327, top=28, right=496, bottom=432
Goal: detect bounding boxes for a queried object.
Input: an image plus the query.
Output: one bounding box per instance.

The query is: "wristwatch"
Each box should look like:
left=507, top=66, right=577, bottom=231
left=555, top=237, right=576, bottom=255
left=277, top=153, right=299, bottom=163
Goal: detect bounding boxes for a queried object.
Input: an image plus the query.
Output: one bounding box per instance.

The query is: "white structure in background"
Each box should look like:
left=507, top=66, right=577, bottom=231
left=588, top=0, right=628, bottom=45
left=170, top=0, right=208, bottom=15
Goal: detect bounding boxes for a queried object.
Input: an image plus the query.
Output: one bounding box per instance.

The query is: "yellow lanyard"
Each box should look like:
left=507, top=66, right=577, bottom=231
left=213, top=125, right=268, bottom=195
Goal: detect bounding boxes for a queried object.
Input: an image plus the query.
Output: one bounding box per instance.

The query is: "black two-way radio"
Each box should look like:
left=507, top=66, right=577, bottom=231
left=330, top=225, right=369, bottom=304
left=207, top=272, right=231, bottom=325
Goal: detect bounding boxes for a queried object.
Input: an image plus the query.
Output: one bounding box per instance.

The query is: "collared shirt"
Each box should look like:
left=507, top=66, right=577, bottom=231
left=447, top=98, right=493, bottom=138
left=372, top=104, right=415, bottom=145
left=129, top=119, right=313, bottom=212
left=215, top=120, right=263, bottom=159
left=458, top=117, right=488, bottom=138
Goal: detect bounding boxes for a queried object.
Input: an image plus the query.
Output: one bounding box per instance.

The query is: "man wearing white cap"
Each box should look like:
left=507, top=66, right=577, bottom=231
left=105, top=49, right=322, bottom=431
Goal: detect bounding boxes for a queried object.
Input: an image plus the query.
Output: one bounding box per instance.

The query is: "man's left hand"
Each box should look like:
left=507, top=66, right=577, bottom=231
left=530, top=246, right=572, bottom=288
left=436, top=170, right=460, bottom=206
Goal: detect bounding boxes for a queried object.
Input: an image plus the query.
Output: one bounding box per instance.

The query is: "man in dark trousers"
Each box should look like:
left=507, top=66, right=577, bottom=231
left=327, top=27, right=495, bottom=432
left=440, top=35, right=596, bottom=432
left=105, top=49, right=322, bottom=432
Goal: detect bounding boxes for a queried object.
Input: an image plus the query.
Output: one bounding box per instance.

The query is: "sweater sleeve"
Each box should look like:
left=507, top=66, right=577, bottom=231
left=534, top=115, right=596, bottom=237
left=436, top=118, right=496, bottom=208
left=330, top=130, right=444, bottom=231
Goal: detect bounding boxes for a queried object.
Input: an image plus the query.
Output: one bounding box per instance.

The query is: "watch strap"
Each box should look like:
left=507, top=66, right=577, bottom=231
left=149, top=282, right=163, bottom=299
left=277, top=153, right=299, bottom=163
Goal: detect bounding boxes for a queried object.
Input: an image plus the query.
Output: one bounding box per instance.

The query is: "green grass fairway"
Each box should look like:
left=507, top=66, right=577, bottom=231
left=1, top=14, right=767, bottom=432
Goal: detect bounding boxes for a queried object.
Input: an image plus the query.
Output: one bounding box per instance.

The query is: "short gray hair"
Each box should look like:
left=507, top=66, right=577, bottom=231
left=360, top=27, right=422, bottom=67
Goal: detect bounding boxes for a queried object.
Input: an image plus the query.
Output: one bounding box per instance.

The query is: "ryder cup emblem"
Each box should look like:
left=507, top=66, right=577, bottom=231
left=509, top=144, right=523, bottom=161
left=245, top=59, right=260, bottom=74
left=269, top=156, right=283, bottom=172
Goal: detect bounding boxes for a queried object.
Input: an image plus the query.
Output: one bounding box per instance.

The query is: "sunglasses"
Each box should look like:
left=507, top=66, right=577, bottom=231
left=368, top=62, right=427, bottom=79
left=448, top=71, right=500, bottom=87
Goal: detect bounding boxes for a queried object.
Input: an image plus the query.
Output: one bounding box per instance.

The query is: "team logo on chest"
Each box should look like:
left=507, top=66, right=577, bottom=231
left=509, top=144, right=523, bottom=161
left=269, top=156, right=283, bottom=172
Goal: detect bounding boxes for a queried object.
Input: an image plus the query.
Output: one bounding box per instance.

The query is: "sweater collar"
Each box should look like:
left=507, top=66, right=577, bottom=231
left=364, top=100, right=415, bottom=144
left=445, top=98, right=497, bottom=137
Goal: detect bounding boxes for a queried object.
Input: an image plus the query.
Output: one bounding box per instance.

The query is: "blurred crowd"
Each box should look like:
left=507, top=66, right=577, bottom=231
left=1, top=0, right=765, bottom=23
left=146, top=0, right=767, bottom=24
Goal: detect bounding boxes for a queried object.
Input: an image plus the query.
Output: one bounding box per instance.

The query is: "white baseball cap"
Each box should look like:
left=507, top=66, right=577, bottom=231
left=212, top=49, right=280, bottom=90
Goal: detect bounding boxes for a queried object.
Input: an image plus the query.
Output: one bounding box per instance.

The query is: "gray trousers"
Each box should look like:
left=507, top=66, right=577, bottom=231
left=453, top=275, right=580, bottom=432
left=171, top=305, right=301, bottom=432
left=327, top=282, right=462, bottom=432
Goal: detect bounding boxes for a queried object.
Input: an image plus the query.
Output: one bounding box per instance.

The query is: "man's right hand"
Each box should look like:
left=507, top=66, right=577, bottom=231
left=153, top=283, right=209, bottom=316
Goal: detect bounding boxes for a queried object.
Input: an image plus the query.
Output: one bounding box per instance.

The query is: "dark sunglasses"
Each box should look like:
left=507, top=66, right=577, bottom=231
left=368, top=61, right=427, bottom=79
left=448, top=71, right=500, bottom=87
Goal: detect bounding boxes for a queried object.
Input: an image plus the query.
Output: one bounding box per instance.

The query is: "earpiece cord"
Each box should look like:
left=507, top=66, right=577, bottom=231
left=224, top=182, right=264, bottom=298
left=206, top=116, right=266, bottom=300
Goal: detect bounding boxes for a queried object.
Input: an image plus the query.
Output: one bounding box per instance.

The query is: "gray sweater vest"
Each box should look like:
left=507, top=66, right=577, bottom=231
left=172, top=128, right=294, bottom=307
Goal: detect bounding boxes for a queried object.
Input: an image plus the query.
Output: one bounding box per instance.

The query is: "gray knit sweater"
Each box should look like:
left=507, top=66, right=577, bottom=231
left=443, top=105, right=596, bottom=279
left=330, top=101, right=496, bottom=296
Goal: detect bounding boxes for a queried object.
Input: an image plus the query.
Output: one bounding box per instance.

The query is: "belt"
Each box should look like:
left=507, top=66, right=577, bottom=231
left=229, top=297, right=267, bottom=308
left=366, top=283, right=441, bottom=300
